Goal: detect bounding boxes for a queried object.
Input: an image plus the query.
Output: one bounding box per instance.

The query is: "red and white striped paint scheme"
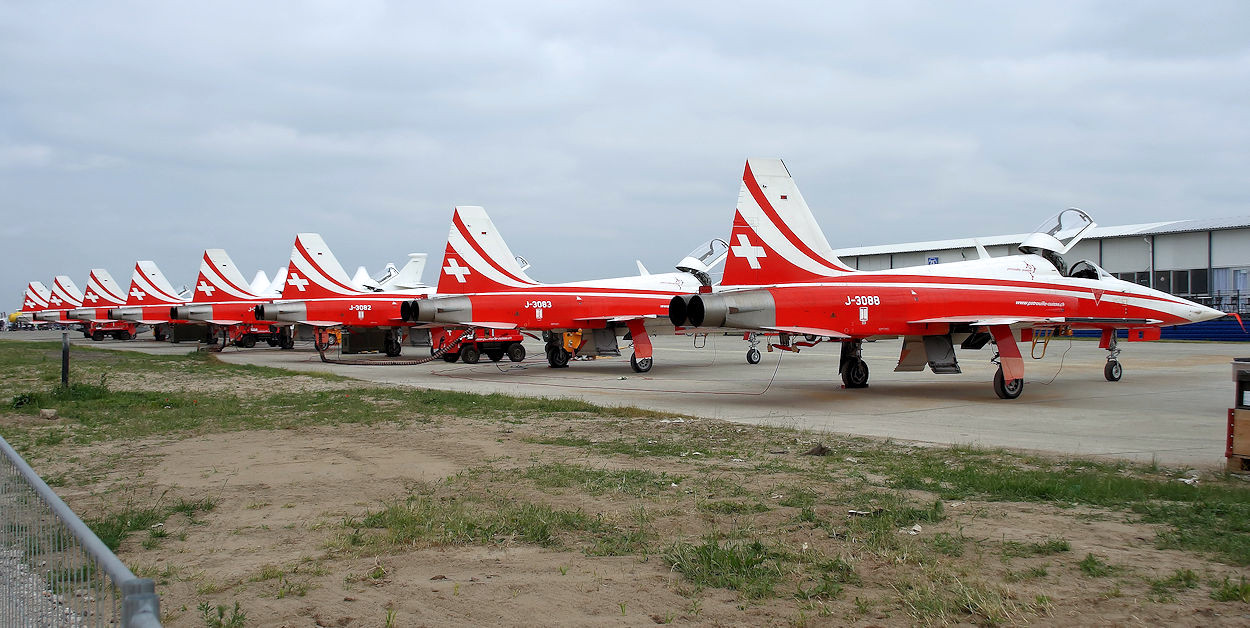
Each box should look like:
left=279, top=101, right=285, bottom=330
left=33, top=276, right=84, bottom=322
left=261, top=233, right=432, bottom=328
left=16, top=282, right=51, bottom=323
left=689, top=158, right=1225, bottom=397
left=176, top=249, right=277, bottom=326
left=413, top=206, right=709, bottom=369
left=109, top=261, right=190, bottom=324
left=67, top=269, right=128, bottom=322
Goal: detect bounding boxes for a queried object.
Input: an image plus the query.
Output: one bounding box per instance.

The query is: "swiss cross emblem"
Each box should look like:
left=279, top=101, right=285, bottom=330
left=197, top=280, right=215, bottom=297
left=731, top=234, right=766, bottom=270
left=85, top=292, right=99, bottom=303
left=287, top=273, right=309, bottom=292
left=131, top=288, right=146, bottom=301
left=443, top=258, right=471, bottom=283
left=24, top=300, right=35, bottom=309
left=49, top=296, right=62, bottom=306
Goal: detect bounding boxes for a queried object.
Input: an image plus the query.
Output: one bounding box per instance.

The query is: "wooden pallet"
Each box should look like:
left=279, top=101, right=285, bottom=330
left=1228, top=455, right=1250, bottom=474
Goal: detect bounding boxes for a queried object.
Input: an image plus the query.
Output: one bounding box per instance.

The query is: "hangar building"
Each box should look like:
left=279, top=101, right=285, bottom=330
left=833, top=217, right=1250, bottom=314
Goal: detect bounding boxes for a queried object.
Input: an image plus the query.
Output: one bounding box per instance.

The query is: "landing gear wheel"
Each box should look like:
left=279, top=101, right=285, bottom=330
left=384, top=333, right=402, bottom=357
left=111, top=331, right=124, bottom=340
left=993, top=368, right=1024, bottom=399
left=1104, top=360, right=1122, bottom=382
left=119, top=330, right=132, bottom=341
left=83, top=330, right=92, bottom=339
left=841, top=358, right=870, bottom=388
left=486, top=350, right=504, bottom=362
left=461, top=346, right=481, bottom=364
left=545, top=345, right=570, bottom=368
left=746, top=347, right=761, bottom=365
left=630, top=353, right=652, bottom=373
left=442, top=351, right=460, bottom=363
left=279, top=328, right=295, bottom=350
left=240, top=334, right=257, bottom=348
left=314, top=339, right=331, bottom=352
left=506, top=343, right=526, bottom=362
left=267, top=337, right=279, bottom=347
left=92, top=330, right=105, bottom=341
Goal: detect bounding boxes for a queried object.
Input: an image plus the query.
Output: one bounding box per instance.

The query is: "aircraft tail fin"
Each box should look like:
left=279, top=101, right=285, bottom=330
left=351, top=266, right=382, bottom=291
left=126, top=261, right=185, bottom=306
left=380, top=253, right=428, bottom=290
left=49, top=276, right=84, bottom=308
left=721, top=158, right=854, bottom=287
left=283, top=234, right=362, bottom=299
left=194, top=249, right=262, bottom=303
left=20, top=282, right=51, bottom=312
left=83, top=269, right=127, bottom=306
left=265, top=267, right=287, bottom=297
left=438, top=206, right=540, bottom=295
left=249, top=270, right=271, bottom=295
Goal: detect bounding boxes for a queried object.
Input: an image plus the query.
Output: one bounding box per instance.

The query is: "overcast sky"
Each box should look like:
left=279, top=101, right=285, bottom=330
left=3, top=1, right=1248, bottom=304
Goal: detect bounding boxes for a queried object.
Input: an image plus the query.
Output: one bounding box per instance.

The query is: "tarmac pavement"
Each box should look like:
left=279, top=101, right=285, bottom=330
left=6, top=329, right=1246, bottom=467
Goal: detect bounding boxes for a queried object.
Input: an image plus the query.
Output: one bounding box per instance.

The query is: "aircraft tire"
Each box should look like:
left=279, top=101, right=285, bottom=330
left=993, top=368, right=1023, bottom=399
left=119, top=331, right=132, bottom=341
left=746, top=348, right=761, bottom=364
left=267, top=337, right=279, bottom=347
left=546, top=345, right=570, bottom=368
left=241, top=335, right=257, bottom=348
left=507, top=343, right=526, bottom=362
left=841, top=358, right=869, bottom=388
left=92, top=330, right=105, bottom=341
left=83, top=330, right=92, bottom=339
left=461, top=346, right=481, bottom=364
left=630, top=353, right=652, bottom=373
left=486, top=350, right=504, bottom=362
left=442, top=351, right=460, bottom=363
left=1104, top=360, right=1122, bottom=382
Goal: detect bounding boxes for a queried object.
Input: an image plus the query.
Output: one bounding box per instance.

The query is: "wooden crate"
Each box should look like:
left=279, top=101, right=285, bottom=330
left=1227, top=454, right=1250, bottom=474
left=1234, top=409, right=1250, bottom=457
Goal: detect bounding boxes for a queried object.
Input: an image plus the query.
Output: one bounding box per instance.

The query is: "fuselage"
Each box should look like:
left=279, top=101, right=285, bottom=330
left=695, top=254, right=1223, bottom=336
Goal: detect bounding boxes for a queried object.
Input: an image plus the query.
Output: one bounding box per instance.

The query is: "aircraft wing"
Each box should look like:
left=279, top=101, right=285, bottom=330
left=574, top=315, right=658, bottom=323
left=761, top=325, right=851, bottom=338
left=465, top=321, right=520, bottom=330
left=908, top=316, right=1065, bottom=326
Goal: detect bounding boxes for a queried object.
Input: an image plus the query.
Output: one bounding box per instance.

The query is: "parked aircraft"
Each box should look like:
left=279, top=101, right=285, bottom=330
left=170, top=249, right=294, bottom=349
left=31, top=276, right=84, bottom=324
left=108, top=261, right=191, bottom=341
left=254, top=235, right=432, bottom=356
left=64, top=269, right=143, bottom=340
left=669, top=158, right=1225, bottom=399
left=403, top=206, right=725, bottom=372
left=15, top=281, right=52, bottom=325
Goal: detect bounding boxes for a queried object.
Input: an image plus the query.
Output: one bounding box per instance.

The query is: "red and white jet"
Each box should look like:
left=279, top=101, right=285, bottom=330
left=405, top=206, right=722, bottom=372
left=108, top=261, right=191, bottom=341
left=63, top=269, right=143, bottom=340
left=30, top=275, right=84, bottom=324
left=255, top=234, right=432, bottom=356
left=170, top=249, right=295, bottom=349
left=669, top=158, right=1226, bottom=399
left=15, top=281, right=52, bottom=325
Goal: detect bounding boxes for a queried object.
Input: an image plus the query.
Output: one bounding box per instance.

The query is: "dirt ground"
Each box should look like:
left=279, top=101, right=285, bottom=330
left=36, top=411, right=1250, bottom=627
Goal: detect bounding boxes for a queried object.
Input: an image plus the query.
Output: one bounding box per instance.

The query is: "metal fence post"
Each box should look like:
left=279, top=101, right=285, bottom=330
left=122, top=578, right=161, bottom=627
left=62, top=331, right=69, bottom=386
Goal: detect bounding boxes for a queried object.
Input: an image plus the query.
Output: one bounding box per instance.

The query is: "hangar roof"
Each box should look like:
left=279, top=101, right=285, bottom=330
left=834, top=216, right=1250, bottom=257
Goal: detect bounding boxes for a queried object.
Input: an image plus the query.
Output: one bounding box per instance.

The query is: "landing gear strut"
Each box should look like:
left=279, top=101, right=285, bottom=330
left=1103, top=334, right=1122, bottom=382
left=993, top=367, right=1024, bottom=399
left=545, top=341, right=570, bottom=368
left=839, top=340, right=869, bottom=388
left=384, top=330, right=403, bottom=357
left=745, top=333, right=761, bottom=365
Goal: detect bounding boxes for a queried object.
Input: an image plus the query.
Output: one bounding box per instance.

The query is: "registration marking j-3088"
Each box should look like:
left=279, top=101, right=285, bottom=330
left=845, top=295, right=881, bottom=306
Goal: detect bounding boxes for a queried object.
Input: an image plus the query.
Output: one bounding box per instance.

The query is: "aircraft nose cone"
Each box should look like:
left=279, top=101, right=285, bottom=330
left=1189, top=303, right=1225, bottom=324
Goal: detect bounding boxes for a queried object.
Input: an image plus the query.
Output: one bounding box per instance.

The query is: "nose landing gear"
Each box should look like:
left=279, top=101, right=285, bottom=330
left=1103, top=333, right=1122, bottom=382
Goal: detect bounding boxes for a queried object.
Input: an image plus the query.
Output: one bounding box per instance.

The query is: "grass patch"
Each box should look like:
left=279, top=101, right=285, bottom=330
left=521, top=463, right=681, bottom=498
left=1002, top=538, right=1070, bottom=558
left=86, top=496, right=216, bottom=551
left=699, top=500, right=771, bottom=515
left=664, top=538, right=784, bottom=599
left=1210, top=575, right=1250, bottom=603
left=1077, top=553, right=1117, bottom=577
left=1148, top=569, right=1198, bottom=601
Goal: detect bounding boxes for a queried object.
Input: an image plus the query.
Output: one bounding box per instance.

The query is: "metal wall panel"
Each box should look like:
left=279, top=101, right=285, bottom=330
left=1212, top=229, right=1250, bottom=268
left=1154, top=232, right=1209, bottom=269
left=1099, top=236, right=1151, bottom=273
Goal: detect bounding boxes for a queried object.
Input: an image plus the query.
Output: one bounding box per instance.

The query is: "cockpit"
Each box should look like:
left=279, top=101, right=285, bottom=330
left=676, top=238, right=729, bottom=286
left=1018, top=208, right=1097, bottom=277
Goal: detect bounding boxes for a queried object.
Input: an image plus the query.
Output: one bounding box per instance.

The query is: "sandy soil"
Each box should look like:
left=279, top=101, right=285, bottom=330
left=35, top=413, right=1250, bottom=628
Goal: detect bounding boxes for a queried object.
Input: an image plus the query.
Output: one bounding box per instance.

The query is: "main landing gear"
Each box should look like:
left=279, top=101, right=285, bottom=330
left=993, top=367, right=1024, bottom=400
left=1103, top=333, right=1122, bottom=382
left=839, top=340, right=869, bottom=389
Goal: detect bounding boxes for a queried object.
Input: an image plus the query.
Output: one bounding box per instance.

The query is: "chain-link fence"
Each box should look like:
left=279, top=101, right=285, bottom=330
left=0, top=436, right=160, bottom=627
